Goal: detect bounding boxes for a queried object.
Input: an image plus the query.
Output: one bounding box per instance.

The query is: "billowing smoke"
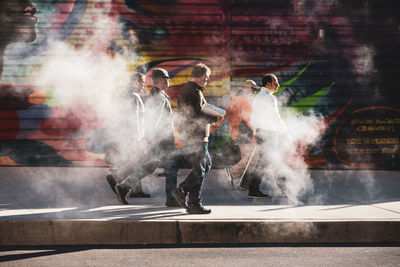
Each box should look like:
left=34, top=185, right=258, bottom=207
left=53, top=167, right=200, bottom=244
left=35, top=16, right=132, bottom=124
left=255, top=104, right=324, bottom=205
left=33, top=15, right=151, bottom=194
left=29, top=8, right=323, bottom=208
left=32, top=14, right=182, bottom=199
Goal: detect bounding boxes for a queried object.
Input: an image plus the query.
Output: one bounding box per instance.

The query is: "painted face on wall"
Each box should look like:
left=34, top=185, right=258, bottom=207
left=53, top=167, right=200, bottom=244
left=0, top=0, right=38, bottom=44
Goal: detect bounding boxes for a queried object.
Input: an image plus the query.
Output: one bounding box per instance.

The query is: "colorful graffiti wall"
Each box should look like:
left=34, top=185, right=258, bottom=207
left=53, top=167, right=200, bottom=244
left=0, top=0, right=399, bottom=169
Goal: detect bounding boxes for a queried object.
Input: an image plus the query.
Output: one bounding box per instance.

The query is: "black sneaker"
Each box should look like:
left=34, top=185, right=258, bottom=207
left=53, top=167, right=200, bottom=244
left=130, top=191, right=151, bottom=198
left=238, top=182, right=250, bottom=190
left=165, top=197, right=181, bottom=207
left=171, top=188, right=188, bottom=209
left=115, top=184, right=131, bottom=205
left=106, top=174, right=117, bottom=194
left=248, top=190, right=272, bottom=199
left=187, top=205, right=211, bottom=214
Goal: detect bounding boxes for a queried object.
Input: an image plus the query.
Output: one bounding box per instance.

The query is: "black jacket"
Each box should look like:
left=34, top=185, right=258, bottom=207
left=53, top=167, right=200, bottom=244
left=177, top=81, right=216, bottom=145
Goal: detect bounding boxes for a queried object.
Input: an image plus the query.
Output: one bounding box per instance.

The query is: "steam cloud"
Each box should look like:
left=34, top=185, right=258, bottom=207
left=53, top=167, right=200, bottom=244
left=35, top=16, right=133, bottom=124
left=256, top=103, right=324, bottom=205
left=32, top=12, right=325, bottom=207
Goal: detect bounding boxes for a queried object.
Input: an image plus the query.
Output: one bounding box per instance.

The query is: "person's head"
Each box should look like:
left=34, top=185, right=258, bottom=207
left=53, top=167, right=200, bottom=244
left=152, top=68, right=170, bottom=90
left=0, top=0, right=37, bottom=45
left=190, top=63, right=211, bottom=87
left=129, top=72, right=145, bottom=93
left=241, top=80, right=260, bottom=95
left=262, top=74, right=280, bottom=93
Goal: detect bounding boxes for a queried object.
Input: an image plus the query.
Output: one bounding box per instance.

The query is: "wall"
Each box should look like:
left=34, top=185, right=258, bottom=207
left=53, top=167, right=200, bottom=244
left=0, top=0, right=399, bottom=169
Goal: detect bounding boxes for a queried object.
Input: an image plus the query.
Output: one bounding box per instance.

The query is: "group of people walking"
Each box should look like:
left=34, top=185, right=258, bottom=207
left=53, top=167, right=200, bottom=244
left=213, top=74, right=287, bottom=199
left=106, top=62, right=287, bottom=214
left=106, top=63, right=216, bottom=214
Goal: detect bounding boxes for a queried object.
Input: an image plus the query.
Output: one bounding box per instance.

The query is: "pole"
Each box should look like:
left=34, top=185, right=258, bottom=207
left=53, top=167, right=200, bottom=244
left=236, top=145, right=257, bottom=189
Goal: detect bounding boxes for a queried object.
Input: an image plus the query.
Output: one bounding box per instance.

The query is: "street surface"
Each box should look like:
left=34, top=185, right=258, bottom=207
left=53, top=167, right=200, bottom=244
left=1, top=245, right=399, bottom=266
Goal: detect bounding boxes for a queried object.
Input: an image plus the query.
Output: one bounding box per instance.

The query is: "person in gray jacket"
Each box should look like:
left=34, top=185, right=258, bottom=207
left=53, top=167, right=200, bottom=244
left=105, top=72, right=151, bottom=198
left=114, top=68, right=180, bottom=207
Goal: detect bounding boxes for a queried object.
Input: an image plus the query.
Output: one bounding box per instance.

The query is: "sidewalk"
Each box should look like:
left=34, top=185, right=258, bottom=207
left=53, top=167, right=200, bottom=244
left=0, top=167, right=399, bottom=245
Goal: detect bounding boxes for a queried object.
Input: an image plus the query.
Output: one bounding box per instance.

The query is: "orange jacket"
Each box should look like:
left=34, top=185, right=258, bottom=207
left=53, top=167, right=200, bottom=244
left=211, top=94, right=253, bottom=141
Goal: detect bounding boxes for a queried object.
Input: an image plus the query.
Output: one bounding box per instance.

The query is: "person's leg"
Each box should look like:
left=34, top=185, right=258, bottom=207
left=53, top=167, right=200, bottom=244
left=276, top=176, right=287, bottom=197
left=248, top=132, right=272, bottom=199
left=249, top=151, right=264, bottom=193
left=162, top=151, right=180, bottom=206
left=114, top=147, right=160, bottom=204
left=173, top=143, right=211, bottom=213
left=187, top=142, right=211, bottom=207
left=177, top=144, right=200, bottom=193
left=120, top=157, right=159, bottom=189
left=105, top=142, right=151, bottom=197
left=105, top=143, right=123, bottom=194
left=230, top=143, right=253, bottom=179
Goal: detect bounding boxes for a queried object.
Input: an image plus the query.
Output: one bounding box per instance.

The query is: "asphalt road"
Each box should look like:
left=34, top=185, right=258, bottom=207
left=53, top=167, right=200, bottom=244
left=1, top=244, right=399, bottom=266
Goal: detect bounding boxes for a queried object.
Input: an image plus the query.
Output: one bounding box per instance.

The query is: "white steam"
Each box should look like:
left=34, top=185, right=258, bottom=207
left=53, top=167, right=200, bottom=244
left=259, top=106, right=324, bottom=204
left=34, top=15, right=134, bottom=123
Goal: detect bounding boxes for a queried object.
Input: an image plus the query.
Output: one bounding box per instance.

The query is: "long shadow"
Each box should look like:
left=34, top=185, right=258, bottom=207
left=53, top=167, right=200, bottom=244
left=260, top=205, right=303, bottom=212
left=0, top=204, right=189, bottom=221
left=0, top=247, right=88, bottom=263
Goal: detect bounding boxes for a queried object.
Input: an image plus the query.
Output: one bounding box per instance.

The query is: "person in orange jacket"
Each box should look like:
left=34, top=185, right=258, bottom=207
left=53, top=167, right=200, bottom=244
left=211, top=80, right=260, bottom=189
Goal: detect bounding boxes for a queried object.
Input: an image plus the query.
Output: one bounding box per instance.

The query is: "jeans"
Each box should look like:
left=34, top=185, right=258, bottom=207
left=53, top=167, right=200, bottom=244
left=179, top=142, right=211, bottom=206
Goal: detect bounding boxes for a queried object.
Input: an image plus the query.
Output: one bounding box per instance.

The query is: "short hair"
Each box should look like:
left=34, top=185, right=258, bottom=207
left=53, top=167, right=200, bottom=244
left=130, top=72, right=145, bottom=83
left=191, top=63, right=211, bottom=78
left=262, top=74, right=276, bottom=87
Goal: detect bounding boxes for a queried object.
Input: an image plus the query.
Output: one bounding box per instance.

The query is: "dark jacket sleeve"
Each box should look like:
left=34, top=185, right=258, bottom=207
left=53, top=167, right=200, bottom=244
left=192, top=89, right=218, bottom=123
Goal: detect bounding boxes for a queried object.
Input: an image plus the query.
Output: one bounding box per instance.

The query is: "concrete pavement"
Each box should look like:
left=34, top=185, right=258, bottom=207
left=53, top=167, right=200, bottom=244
left=0, top=167, right=399, bottom=245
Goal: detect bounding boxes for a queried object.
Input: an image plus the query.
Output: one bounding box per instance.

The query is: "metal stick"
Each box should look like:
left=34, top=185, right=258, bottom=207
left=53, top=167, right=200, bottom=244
left=236, top=145, right=257, bottom=189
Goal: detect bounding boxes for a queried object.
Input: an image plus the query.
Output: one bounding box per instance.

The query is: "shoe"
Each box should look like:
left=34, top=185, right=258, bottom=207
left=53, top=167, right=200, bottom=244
left=115, top=184, right=131, bottom=205
left=224, top=168, right=234, bottom=188
left=171, top=188, right=188, bottom=209
left=165, top=197, right=181, bottom=207
left=130, top=191, right=151, bottom=198
left=106, top=174, right=117, bottom=194
left=248, top=190, right=272, bottom=199
left=238, top=182, right=250, bottom=190
left=187, top=205, right=212, bottom=214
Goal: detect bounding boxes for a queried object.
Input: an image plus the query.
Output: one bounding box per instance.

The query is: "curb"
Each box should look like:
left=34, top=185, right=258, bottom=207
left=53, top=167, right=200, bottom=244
left=1, top=220, right=399, bottom=245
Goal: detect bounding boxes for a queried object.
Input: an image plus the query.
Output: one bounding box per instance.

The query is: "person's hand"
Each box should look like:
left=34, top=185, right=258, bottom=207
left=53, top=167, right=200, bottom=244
left=216, top=115, right=224, bottom=123
left=210, top=115, right=225, bottom=133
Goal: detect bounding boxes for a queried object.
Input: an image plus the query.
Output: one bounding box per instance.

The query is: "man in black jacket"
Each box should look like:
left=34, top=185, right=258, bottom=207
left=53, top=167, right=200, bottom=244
left=172, top=63, right=217, bottom=214
left=114, top=68, right=179, bottom=207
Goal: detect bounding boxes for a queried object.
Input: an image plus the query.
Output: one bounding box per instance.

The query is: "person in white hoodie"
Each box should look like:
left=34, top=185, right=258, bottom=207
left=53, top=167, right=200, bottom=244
left=249, top=73, right=287, bottom=199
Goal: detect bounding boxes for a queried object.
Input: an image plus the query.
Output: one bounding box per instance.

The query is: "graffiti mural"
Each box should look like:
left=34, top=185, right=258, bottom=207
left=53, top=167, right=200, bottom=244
left=0, top=0, right=399, bottom=169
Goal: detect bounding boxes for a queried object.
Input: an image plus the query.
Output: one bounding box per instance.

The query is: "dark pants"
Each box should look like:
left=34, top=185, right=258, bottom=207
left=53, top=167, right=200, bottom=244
left=179, top=142, right=211, bottom=206
left=121, top=143, right=178, bottom=199
left=250, top=129, right=278, bottom=193
left=105, top=142, right=145, bottom=193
